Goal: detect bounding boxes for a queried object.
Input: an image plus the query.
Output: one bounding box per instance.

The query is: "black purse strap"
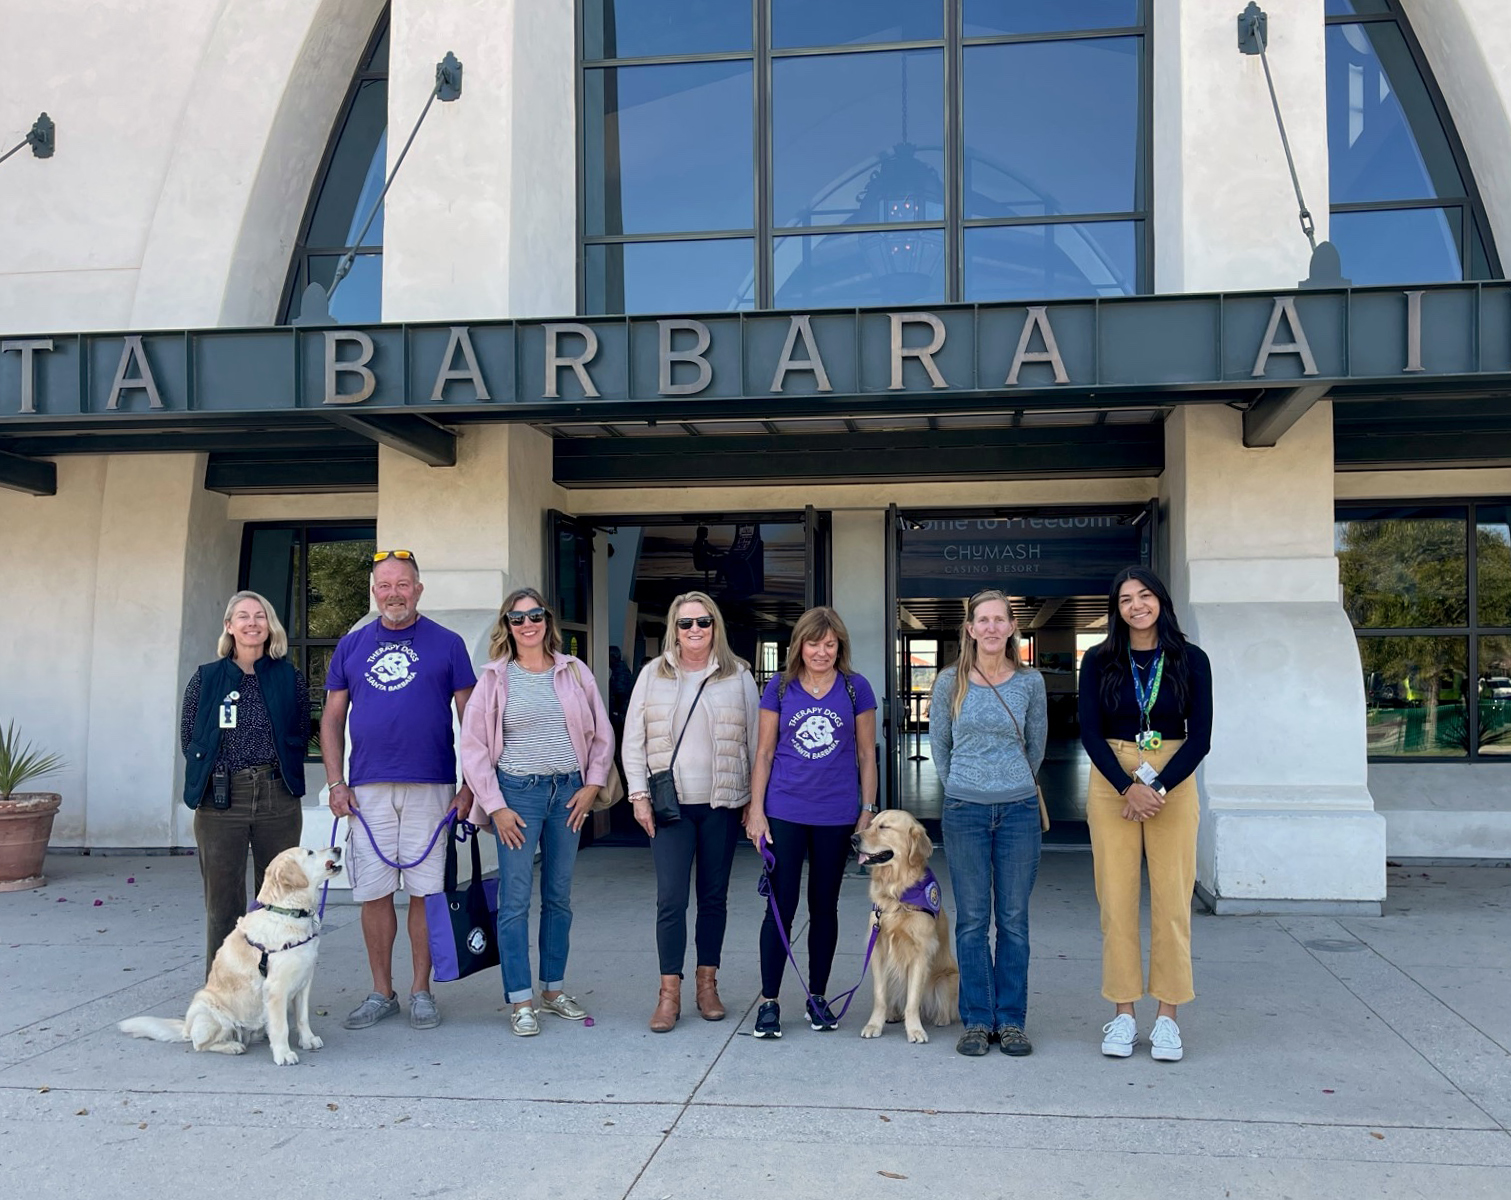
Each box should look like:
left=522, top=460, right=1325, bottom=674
left=976, top=669, right=1037, bottom=784
left=668, top=675, right=713, bottom=769
left=442, top=821, right=484, bottom=894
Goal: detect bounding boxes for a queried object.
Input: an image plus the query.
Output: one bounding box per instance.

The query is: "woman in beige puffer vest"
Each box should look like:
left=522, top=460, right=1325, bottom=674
left=622, top=591, right=760, bottom=1031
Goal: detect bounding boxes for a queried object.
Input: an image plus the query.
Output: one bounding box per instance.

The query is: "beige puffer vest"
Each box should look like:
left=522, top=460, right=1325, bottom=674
left=639, top=664, right=754, bottom=808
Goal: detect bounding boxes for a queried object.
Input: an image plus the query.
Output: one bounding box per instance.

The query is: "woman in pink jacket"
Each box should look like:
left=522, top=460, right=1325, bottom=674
left=460, top=587, right=614, bottom=1037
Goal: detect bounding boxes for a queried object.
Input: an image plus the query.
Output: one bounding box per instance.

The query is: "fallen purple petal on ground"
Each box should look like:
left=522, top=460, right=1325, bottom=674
left=126, top=877, right=135, bottom=884
left=583, top=1017, right=595, bottom=1027
left=93, top=899, right=103, bottom=906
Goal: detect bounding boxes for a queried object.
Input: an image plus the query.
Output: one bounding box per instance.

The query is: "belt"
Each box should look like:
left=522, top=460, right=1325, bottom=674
left=233, top=763, right=281, bottom=781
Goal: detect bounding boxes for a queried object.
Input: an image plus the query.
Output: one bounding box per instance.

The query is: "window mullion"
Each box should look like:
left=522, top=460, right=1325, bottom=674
left=756, top=0, right=773, bottom=309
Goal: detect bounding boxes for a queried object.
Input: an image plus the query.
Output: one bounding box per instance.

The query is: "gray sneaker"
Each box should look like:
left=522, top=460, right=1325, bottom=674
left=409, top=990, right=440, bottom=1030
left=343, top=991, right=400, bottom=1030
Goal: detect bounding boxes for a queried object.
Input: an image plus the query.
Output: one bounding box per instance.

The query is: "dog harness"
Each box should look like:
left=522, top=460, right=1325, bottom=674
left=244, top=919, right=319, bottom=978
left=875, top=867, right=943, bottom=920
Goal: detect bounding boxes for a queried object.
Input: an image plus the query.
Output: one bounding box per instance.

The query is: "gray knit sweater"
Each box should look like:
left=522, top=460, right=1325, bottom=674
left=929, top=666, right=1047, bottom=805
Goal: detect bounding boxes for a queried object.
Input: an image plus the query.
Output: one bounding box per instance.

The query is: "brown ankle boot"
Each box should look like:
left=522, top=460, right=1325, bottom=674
left=650, top=974, right=681, bottom=1032
left=695, top=966, right=726, bottom=1021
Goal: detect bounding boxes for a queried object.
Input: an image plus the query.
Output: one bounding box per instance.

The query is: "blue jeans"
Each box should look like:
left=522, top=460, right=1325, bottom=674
left=494, top=770, right=582, bottom=1004
left=941, top=796, right=1041, bottom=1031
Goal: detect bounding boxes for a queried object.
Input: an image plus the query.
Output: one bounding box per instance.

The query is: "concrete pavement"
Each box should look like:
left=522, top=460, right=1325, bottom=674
left=1, top=846, right=1508, bottom=1199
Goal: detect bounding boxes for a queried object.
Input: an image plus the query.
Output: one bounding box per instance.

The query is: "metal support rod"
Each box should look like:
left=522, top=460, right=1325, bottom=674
left=0, top=112, right=54, bottom=165
left=1238, top=4, right=1316, bottom=251
left=327, top=54, right=462, bottom=303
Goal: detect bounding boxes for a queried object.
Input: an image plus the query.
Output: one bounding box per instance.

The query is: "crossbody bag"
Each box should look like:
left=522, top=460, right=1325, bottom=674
left=647, top=674, right=712, bottom=827
left=977, top=671, right=1052, bottom=833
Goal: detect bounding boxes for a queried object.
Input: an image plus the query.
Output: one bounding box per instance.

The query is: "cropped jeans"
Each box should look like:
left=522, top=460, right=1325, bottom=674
left=494, top=769, right=582, bottom=1004
left=940, top=795, right=1042, bottom=1031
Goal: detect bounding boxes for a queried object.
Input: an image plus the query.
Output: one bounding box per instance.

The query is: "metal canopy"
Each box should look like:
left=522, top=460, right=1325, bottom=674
left=3, top=282, right=1511, bottom=493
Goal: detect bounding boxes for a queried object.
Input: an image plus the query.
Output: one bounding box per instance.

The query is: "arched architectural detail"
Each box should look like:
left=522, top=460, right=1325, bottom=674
left=1326, top=0, right=1501, bottom=283
left=1398, top=0, right=1511, bottom=267
left=131, top=0, right=388, bottom=329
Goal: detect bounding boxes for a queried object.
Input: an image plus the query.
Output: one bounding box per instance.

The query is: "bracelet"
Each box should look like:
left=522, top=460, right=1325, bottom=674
left=328, top=779, right=346, bottom=789
left=629, top=791, right=651, bottom=803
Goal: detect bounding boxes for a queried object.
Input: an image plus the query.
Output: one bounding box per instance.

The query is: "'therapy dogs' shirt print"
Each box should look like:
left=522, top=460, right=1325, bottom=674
left=760, top=672, right=877, bottom=825
left=326, top=615, right=477, bottom=785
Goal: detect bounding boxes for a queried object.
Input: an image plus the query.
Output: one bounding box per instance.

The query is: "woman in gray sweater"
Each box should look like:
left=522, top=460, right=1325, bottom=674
left=930, top=588, right=1047, bottom=1058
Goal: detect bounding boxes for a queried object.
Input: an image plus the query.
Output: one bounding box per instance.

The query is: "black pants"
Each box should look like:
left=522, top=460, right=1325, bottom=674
left=758, top=816, right=853, bottom=999
left=193, top=765, right=302, bottom=976
left=650, top=803, right=741, bottom=976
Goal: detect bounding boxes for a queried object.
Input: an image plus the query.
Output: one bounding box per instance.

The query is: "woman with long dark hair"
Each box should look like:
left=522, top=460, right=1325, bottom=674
left=928, top=589, right=1046, bottom=1058
left=1078, top=567, right=1212, bottom=1063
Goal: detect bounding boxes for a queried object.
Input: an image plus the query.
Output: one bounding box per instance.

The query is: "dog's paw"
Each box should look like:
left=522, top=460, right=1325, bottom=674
left=226, top=1042, right=246, bottom=1055
left=860, top=1022, right=884, bottom=1039
left=299, top=1033, right=323, bottom=1051
left=272, top=1047, right=299, bottom=1066
left=905, top=1025, right=929, bottom=1044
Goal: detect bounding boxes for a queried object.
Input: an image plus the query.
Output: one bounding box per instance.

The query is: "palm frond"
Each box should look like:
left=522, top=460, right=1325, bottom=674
left=0, top=721, right=66, bottom=797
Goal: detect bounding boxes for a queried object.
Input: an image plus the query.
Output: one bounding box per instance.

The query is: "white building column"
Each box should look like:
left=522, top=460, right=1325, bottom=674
left=1163, top=404, right=1385, bottom=914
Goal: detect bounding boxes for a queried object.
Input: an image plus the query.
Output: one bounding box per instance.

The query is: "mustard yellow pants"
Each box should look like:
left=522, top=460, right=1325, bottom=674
left=1085, top=738, right=1198, bottom=1005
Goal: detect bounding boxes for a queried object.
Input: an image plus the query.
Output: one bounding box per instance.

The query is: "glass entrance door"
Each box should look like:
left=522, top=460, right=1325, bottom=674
left=887, top=504, right=1155, bottom=838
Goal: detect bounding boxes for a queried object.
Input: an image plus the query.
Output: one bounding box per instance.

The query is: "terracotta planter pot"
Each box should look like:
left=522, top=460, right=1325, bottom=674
left=0, top=792, right=62, bottom=892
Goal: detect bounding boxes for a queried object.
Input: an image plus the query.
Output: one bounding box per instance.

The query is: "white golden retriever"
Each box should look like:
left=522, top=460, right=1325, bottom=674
left=119, top=845, right=342, bottom=1066
left=852, top=811, right=960, bottom=1044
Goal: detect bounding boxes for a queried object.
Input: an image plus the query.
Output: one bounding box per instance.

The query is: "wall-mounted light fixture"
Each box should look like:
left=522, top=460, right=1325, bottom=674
left=0, top=113, right=55, bottom=166
left=294, top=53, right=464, bottom=325
left=1237, top=4, right=1347, bottom=288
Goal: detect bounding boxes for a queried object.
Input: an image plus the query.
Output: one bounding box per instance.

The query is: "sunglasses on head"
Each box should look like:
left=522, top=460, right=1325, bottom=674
left=373, top=549, right=417, bottom=565
left=506, top=607, right=548, bottom=627
left=677, top=616, right=715, bottom=630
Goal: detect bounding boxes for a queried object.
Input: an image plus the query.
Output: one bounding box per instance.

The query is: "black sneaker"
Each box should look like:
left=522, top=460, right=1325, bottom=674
left=998, top=1024, right=1033, bottom=1056
left=753, top=1000, right=782, bottom=1039
left=956, top=1026, right=991, bottom=1057
left=806, top=995, right=839, bottom=1031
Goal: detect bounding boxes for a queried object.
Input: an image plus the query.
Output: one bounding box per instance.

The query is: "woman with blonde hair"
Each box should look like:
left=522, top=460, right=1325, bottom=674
left=460, top=587, right=614, bottom=1036
left=622, top=591, right=759, bottom=1031
left=929, top=589, right=1046, bottom=1058
left=745, top=606, right=878, bottom=1039
left=180, top=591, right=310, bottom=974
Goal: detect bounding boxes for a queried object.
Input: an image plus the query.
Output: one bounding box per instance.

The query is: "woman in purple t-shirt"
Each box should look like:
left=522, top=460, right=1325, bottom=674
left=745, top=606, right=878, bottom=1039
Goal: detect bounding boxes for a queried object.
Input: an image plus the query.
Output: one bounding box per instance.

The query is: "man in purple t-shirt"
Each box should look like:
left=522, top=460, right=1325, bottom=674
left=321, top=551, right=477, bottom=1032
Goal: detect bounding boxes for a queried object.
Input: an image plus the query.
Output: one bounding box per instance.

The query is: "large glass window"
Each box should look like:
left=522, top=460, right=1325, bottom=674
left=1324, top=1, right=1499, bottom=285
left=281, top=13, right=389, bottom=323
left=1336, top=503, right=1511, bottom=761
left=580, top=1, right=1149, bottom=314
left=241, top=523, right=378, bottom=756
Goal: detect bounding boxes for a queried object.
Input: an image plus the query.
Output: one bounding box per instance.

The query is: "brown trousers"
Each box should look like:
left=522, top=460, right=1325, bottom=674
left=1085, top=738, right=1199, bottom=1005
left=193, top=765, right=303, bottom=976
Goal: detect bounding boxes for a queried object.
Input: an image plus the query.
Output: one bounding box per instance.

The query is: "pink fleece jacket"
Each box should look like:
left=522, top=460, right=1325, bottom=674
left=459, top=652, right=615, bottom=818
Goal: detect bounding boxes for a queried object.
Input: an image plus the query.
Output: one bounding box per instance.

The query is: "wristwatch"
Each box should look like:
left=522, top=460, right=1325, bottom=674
left=861, top=803, right=880, bottom=814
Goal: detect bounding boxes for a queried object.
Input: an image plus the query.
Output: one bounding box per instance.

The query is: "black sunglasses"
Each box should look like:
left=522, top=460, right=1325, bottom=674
left=676, top=616, right=715, bottom=630
left=506, top=607, right=548, bottom=627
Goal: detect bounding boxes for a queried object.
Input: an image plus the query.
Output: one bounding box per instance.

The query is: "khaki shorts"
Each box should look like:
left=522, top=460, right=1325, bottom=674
left=347, top=782, right=454, bottom=901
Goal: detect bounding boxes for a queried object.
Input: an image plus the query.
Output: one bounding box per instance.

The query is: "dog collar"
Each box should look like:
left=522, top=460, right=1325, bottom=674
left=873, top=868, right=943, bottom=919
left=255, top=903, right=313, bottom=919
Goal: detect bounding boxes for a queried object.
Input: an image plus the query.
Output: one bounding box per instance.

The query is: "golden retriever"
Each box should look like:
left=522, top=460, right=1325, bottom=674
left=118, top=845, right=342, bottom=1066
left=852, top=810, right=960, bottom=1044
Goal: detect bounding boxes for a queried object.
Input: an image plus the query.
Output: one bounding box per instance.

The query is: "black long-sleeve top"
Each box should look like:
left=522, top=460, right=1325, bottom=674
left=1077, top=641, right=1212, bottom=793
left=181, top=666, right=310, bottom=775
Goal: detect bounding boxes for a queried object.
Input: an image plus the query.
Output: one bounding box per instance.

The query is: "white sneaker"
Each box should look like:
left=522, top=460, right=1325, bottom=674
left=1101, top=1013, right=1138, bottom=1057
left=1150, top=1015, right=1183, bottom=1061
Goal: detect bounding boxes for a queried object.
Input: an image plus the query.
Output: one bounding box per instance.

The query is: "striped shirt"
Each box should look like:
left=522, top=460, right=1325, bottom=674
left=497, top=660, right=581, bottom=776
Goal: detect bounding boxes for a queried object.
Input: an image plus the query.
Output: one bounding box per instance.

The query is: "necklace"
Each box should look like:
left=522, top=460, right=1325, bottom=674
left=804, top=671, right=834, bottom=697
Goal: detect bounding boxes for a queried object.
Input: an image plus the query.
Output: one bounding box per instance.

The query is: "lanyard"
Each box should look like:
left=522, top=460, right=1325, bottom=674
left=1130, top=650, right=1164, bottom=731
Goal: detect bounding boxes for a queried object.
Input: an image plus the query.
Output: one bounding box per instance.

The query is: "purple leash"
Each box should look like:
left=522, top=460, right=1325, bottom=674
left=346, top=806, right=458, bottom=872
left=757, top=836, right=879, bottom=1024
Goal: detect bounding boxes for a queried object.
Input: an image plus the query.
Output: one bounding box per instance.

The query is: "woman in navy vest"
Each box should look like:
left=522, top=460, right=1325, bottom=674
left=180, top=590, right=309, bottom=974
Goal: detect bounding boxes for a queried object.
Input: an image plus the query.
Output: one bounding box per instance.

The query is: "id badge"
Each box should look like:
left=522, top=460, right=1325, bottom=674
left=219, top=690, right=240, bottom=730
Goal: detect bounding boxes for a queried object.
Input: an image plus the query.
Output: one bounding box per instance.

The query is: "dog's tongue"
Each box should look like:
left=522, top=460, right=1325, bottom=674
left=856, top=852, right=872, bottom=866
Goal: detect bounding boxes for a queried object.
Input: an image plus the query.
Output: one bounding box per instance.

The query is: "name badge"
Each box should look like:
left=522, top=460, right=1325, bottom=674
left=219, top=691, right=240, bottom=729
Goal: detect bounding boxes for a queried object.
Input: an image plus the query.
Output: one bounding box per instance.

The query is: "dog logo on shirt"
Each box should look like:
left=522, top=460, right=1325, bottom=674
left=365, top=643, right=419, bottom=693
left=789, top=707, right=841, bottom=760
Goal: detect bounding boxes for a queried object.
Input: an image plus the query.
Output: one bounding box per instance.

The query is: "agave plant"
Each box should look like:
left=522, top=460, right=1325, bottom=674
left=0, top=721, right=65, bottom=799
